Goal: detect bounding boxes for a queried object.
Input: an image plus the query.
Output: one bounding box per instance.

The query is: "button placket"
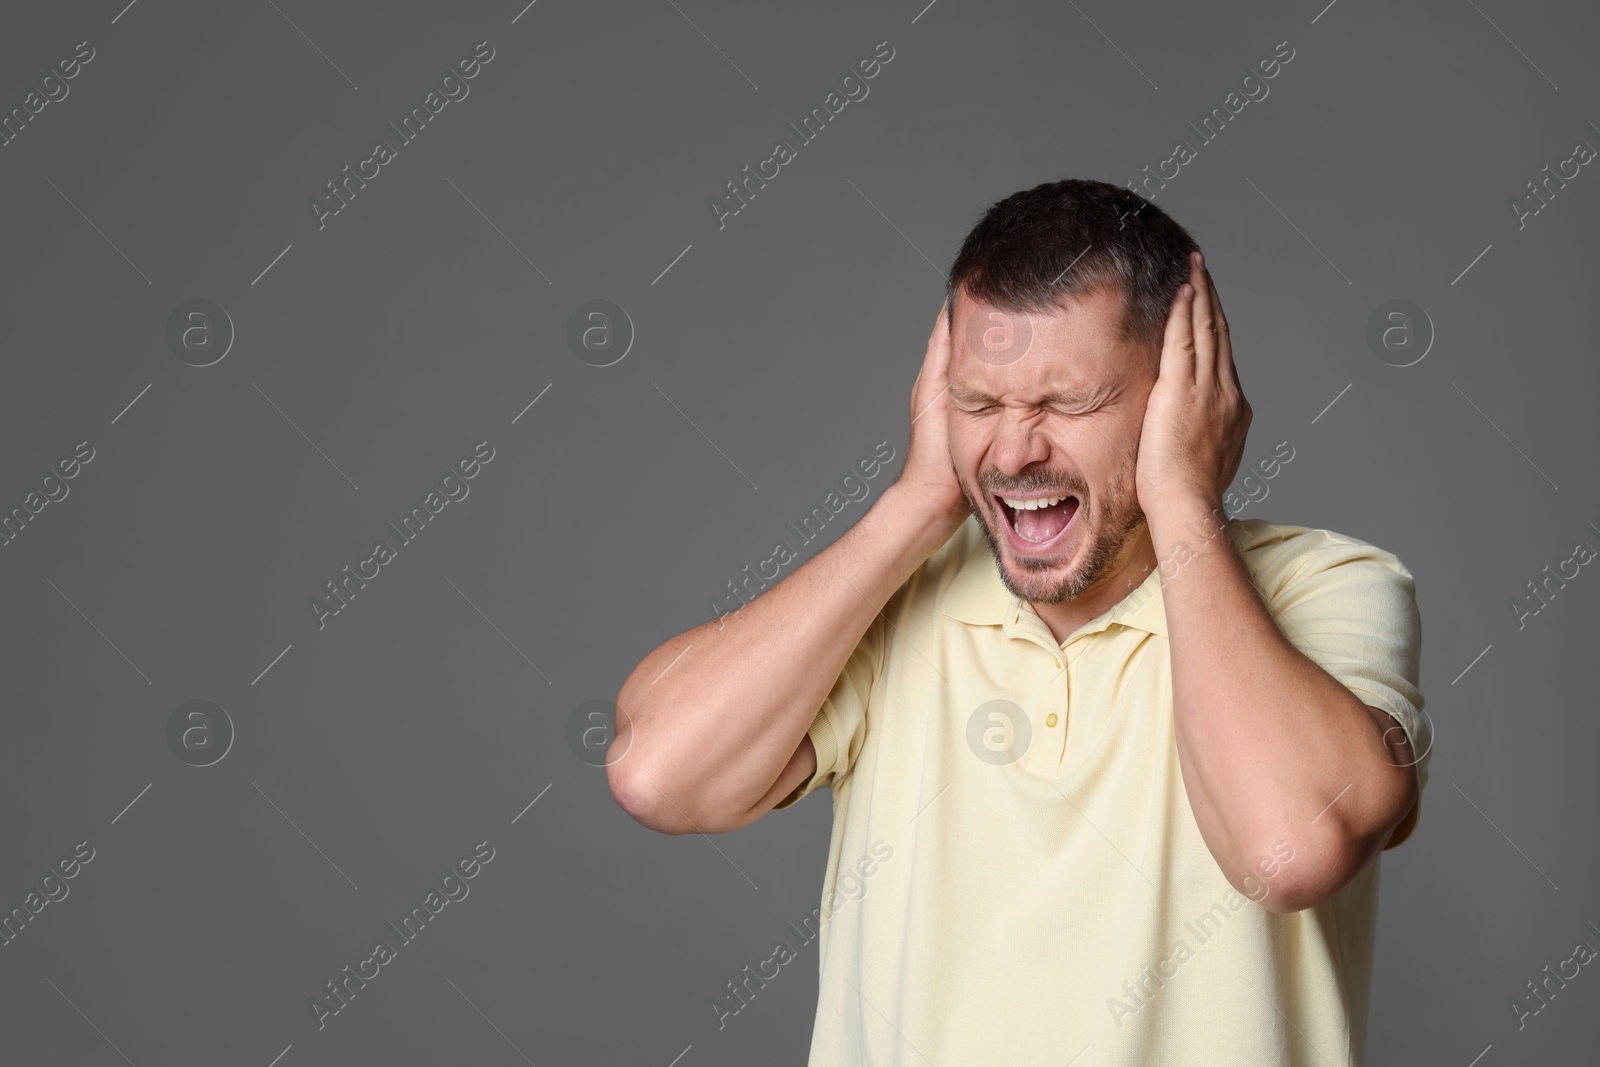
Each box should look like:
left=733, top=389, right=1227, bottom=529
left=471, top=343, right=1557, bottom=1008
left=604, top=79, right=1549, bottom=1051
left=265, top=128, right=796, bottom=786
left=1007, top=608, right=1073, bottom=777
left=1019, top=653, right=1069, bottom=777
left=1046, top=647, right=1069, bottom=771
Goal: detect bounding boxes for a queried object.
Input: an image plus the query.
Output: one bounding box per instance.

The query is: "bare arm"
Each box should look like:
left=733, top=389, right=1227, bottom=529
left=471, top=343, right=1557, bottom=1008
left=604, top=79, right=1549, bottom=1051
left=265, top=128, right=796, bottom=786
left=1138, top=254, right=1418, bottom=912
left=608, top=303, right=970, bottom=834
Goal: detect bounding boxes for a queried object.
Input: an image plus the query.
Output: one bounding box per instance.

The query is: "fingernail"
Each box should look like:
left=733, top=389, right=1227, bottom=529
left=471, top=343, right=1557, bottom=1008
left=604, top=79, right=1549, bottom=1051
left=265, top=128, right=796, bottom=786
left=1192, top=251, right=1203, bottom=267
left=1181, top=283, right=1194, bottom=300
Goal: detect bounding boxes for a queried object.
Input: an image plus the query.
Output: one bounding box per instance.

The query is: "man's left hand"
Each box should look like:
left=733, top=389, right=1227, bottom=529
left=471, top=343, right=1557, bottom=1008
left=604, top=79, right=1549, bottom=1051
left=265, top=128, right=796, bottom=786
left=1135, top=251, right=1252, bottom=514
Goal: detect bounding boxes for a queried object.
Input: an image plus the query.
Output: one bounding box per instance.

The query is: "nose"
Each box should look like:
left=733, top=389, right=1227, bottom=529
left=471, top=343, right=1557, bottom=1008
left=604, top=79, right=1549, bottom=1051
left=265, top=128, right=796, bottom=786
left=990, top=405, right=1050, bottom=479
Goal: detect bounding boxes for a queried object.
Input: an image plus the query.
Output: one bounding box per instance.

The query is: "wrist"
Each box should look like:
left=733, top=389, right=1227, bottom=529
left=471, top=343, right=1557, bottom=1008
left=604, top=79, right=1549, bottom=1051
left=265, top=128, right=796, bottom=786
left=1145, top=490, right=1229, bottom=544
left=878, top=482, right=970, bottom=555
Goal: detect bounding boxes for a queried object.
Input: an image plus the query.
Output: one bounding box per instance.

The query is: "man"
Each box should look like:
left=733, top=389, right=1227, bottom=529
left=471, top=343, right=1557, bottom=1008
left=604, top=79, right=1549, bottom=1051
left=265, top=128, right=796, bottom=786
left=608, top=179, right=1429, bottom=1066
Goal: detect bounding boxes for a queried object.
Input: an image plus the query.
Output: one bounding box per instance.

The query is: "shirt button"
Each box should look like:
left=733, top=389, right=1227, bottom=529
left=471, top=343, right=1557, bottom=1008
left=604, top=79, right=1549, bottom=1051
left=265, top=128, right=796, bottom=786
left=1045, top=713, right=1059, bottom=728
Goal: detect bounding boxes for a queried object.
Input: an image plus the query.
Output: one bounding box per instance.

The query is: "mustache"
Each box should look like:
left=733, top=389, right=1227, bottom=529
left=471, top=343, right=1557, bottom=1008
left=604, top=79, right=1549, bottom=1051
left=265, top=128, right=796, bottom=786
left=982, top=472, right=1088, bottom=498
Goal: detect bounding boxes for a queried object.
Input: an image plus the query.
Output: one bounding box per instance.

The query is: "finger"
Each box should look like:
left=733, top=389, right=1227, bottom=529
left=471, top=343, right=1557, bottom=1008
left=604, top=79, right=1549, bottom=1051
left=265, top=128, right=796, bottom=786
left=1189, top=252, right=1217, bottom=386
left=913, top=298, right=954, bottom=422
left=1203, top=265, right=1239, bottom=392
left=1159, top=277, right=1196, bottom=384
left=928, top=297, right=952, bottom=369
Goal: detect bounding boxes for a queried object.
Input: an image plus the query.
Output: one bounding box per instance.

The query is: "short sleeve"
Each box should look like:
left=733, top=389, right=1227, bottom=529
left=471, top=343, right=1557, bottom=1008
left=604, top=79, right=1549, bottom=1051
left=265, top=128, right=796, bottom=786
left=772, top=612, right=886, bottom=809
left=1265, top=531, right=1430, bottom=850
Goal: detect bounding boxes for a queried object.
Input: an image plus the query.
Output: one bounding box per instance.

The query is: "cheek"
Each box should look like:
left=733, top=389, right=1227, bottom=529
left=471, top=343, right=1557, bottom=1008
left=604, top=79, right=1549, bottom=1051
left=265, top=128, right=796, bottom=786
left=1090, top=422, right=1140, bottom=473
left=946, top=415, right=979, bottom=449
left=946, top=424, right=986, bottom=471
left=1088, top=454, right=1139, bottom=510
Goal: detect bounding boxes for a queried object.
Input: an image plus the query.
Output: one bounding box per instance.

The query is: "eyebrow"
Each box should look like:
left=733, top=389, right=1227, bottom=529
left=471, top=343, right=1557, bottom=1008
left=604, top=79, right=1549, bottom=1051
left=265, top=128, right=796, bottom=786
left=946, top=383, right=1105, bottom=406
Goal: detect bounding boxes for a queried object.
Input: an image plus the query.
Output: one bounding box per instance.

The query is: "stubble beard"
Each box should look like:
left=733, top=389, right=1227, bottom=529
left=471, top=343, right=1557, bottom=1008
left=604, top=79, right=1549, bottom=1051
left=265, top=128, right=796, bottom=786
left=962, top=462, right=1148, bottom=605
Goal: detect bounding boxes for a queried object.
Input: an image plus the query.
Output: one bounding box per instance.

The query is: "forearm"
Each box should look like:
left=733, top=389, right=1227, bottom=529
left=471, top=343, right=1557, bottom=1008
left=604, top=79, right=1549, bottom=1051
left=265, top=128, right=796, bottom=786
left=611, top=484, right=959, bottom=830
left=1149, top=495, right=1413, bottom=908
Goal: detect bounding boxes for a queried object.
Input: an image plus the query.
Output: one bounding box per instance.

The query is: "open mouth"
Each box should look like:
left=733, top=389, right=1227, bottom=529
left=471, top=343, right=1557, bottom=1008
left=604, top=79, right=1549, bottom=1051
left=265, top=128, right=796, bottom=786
left=995, top=492, right=1080, bottom=554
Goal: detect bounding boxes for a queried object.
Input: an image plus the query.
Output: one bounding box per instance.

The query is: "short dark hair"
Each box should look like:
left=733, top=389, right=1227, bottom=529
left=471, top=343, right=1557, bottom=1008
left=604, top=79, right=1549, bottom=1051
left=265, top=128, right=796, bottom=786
left=945, top=179, right=1199, bottom=348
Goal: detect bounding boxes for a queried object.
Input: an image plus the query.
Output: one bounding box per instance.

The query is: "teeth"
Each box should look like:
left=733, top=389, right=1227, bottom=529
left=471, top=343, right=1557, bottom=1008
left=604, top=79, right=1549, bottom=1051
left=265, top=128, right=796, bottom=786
left=1001, top=495, right=1067, bottom=510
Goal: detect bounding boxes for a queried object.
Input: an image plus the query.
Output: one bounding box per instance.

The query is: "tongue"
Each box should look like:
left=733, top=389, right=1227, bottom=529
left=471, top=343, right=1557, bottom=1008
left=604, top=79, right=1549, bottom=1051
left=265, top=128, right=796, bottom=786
left=1015, top=498, right=1076, bottom=543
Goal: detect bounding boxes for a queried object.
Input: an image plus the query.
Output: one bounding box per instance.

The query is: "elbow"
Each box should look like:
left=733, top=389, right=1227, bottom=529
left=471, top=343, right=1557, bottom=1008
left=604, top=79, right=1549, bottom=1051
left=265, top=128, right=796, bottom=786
left=1254, top=871, right=1334, bottom=914
left=603, top=679, right=751, bottom=835
left=1256, top=856, right=1370, bottom=913
left=1247, top=845, right=1342, bottom=913
left=606, top=670, right=707, bottom=834
left=1247, top=821, right=1393, bottom=914
left=603, top=709, right=677, bottom=834
left=607, top=741, right=734, bottom=836
left=1217, top=834, right=1305, bottom=912
left=602, top=684, right=688, bottom=834
left=608, top=756, right=692, bottom=835
left=1248, top=757, right=1420, bottom=914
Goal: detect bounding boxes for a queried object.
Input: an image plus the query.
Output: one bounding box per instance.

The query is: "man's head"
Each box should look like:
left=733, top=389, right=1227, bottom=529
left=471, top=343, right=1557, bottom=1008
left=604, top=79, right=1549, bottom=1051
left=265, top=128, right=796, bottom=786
left=943, top=179, right=1199, bottom=606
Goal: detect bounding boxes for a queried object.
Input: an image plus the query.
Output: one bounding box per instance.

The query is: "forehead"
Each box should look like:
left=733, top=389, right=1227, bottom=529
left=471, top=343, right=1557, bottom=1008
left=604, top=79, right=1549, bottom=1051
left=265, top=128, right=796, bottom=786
left=948, top=285, right=1148, bottom=398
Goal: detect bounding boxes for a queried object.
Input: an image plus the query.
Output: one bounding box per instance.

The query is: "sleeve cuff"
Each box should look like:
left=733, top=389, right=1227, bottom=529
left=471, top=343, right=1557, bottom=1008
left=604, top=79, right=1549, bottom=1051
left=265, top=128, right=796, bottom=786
left=1346, top=683, right=1428, bottom=851
left=773, top=706, right=840, bottom=810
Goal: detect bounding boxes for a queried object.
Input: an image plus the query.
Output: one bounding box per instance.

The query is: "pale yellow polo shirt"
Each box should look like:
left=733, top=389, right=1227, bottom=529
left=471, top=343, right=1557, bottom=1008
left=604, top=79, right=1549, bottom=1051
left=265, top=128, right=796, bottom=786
left=775, top=513, right=1429, bottom=1066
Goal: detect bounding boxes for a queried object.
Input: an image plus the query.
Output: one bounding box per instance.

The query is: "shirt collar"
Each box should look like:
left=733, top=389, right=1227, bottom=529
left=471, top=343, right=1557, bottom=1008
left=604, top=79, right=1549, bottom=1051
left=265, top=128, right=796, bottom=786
left=938, top=517, right=1168, bottom=640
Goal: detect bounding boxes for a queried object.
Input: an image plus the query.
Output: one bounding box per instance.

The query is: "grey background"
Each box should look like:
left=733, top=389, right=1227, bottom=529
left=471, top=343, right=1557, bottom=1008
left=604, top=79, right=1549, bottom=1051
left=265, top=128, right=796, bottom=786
left=0, top=0, right=1595, bottom=1064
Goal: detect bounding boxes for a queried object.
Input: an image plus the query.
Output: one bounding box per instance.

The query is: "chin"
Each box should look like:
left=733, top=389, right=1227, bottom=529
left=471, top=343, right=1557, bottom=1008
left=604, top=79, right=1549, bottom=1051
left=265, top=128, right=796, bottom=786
left=1002, top=556, right=1095, bottom=604
left=979, top=509, right=1096, bottom=603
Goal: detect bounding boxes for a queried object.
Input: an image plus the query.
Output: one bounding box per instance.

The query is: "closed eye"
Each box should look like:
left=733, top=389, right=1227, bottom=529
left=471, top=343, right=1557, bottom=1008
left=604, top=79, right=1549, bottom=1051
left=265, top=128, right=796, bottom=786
left=955, top=404, right=1097, bottom=418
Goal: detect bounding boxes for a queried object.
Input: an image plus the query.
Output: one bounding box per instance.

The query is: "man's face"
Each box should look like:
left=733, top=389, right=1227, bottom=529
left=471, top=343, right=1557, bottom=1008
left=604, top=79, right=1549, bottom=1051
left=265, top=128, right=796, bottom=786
left=947, top=284, right=1159, bottom=604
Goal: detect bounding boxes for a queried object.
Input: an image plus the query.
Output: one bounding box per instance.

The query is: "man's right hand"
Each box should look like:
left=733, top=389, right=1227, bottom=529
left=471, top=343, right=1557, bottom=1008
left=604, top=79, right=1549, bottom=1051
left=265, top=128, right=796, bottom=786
left=893, top=298, right=971, bottom=536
